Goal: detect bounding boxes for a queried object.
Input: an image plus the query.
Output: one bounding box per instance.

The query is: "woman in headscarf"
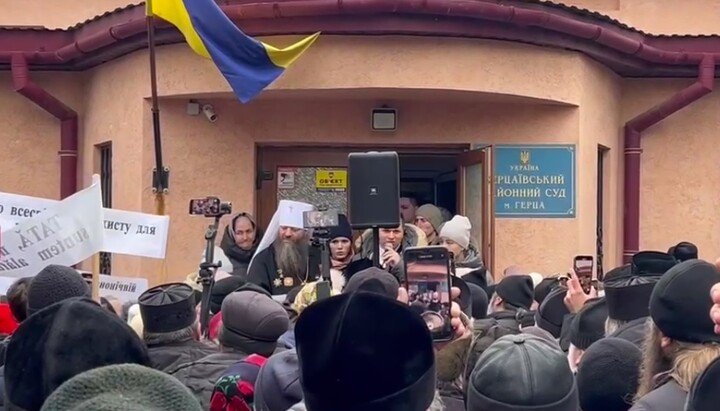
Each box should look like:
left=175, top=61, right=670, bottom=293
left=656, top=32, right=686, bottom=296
left=218, top=213, right=263, bottom=278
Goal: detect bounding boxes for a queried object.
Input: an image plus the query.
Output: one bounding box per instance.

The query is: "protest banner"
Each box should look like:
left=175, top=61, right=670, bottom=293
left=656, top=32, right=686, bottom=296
left=79, top=272, right=149, bottom=302
left=0, top=273, right=148, bottom=302
left=0, top=191, right=169, bottom=259
left=0, top=177, right=105, bottom=278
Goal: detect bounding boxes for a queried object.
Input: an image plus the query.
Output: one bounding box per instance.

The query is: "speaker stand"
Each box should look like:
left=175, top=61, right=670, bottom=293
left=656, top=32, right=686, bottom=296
left=372, top=226, right=381, bottom=268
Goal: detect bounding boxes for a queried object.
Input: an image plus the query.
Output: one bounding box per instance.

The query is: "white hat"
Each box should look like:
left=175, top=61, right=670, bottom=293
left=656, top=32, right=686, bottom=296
left=248, top=200, right=314, bottom=271
left=439, top=215, right=472, bottom=249
left=528, top=272, right=544, bottom=288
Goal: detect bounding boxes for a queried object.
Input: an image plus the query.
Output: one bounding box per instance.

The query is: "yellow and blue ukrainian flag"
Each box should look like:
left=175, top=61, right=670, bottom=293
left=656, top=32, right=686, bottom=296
left=147, top=0, right=319, bottom=103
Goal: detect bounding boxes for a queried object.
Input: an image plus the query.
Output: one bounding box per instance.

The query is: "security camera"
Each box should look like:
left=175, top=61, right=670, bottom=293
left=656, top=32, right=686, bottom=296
left=201, top=104, right=218, bottom=123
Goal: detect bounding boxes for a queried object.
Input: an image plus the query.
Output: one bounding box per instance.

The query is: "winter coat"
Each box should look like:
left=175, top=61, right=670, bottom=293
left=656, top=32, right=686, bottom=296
left=463, top=310, right=533, bottom=385
left=169, top=351, right=248, bottom=409
left=354, top=224, right=427, bottom=282
left=454, top=244, right=494, bottom=291
left=629, top=380, right=687, bottom=411
left=146, top=339, right=217, bottom=373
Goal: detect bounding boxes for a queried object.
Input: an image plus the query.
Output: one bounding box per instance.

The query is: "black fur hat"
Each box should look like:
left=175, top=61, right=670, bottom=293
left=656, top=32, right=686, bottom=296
left=4, top=297, right=150, bottom=411
left=296, top=292, right=435, bottom=411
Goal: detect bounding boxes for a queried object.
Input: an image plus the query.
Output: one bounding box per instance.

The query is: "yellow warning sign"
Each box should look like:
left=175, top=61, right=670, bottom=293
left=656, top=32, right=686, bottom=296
left=315, top=169, right=347, bottom=192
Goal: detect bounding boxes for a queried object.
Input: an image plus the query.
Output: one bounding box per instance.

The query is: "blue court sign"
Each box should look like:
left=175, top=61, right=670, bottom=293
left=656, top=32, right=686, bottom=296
left=494, top=145, right=576, bottom=218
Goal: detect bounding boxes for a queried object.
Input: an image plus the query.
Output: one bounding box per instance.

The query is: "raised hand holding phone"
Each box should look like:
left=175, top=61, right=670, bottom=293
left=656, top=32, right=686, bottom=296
left=564, top=270, right=597, bottom=313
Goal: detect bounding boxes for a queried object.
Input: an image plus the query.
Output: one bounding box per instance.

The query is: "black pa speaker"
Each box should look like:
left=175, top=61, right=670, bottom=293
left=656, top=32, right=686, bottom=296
left=348, top=151, right=400, bottom=229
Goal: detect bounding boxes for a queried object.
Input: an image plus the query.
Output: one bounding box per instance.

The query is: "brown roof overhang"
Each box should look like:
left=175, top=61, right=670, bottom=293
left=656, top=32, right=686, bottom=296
left=1, top=0, right=720, bottom=77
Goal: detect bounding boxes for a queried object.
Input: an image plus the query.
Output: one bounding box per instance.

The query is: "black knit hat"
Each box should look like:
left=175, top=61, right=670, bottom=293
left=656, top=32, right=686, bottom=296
left=650, top=259, right=720, bottom=344
left=210, top=275, right=246, bottom=314
left=462, top=268, right=489, bottom=294
left=327, top=213, right=353, bottom=242
left=467, top=335, right=578, bottom=411
left=451, top=275, right=472, bottom=316
left=534, top=277, right=560, bottom=305
left=467, top=282, right=488, bottom=319
left=576, top=337, right=641, bottom=411
left=26, top=265, right=90, bottom=315
left=535, top=286, right=570, bottom=338
left=495, top=275, right=534, bottom=310
left=255, top=350, right=303, bottom=411
left=139, top=283, right=196, bottom=334
left=570, top=298, right=608, bottom=350
left=296, top=292, right=436, bottom=411
left=686, top=356, right=720, bottom=411
left=5, top=297, right=150, bottom=411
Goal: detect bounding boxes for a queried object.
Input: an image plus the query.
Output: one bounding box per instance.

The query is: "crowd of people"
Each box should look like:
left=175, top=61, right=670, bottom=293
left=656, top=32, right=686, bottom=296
left=0, top=197, right=718, bottom=411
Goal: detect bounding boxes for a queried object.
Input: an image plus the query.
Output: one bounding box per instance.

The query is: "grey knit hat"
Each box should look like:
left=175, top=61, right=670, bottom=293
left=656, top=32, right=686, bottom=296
left=40, top=363, right=202, bottom=411
left=416, top=204, right=444, bottom=233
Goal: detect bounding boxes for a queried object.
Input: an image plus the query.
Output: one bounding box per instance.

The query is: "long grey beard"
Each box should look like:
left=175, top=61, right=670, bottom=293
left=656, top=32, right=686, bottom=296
left=274, top=239, right=309, bottom=280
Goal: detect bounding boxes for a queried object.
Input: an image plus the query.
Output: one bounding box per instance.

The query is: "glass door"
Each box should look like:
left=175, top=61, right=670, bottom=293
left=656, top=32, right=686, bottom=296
left=457, top=147, right=494, bottom=274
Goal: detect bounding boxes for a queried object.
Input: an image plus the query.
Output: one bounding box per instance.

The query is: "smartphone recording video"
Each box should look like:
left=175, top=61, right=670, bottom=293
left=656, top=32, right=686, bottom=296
left=403, top=246, right=453, bottom=342
left=573, top=255, right=594, bottom=294
left=303, top=209, right=339, bottom=229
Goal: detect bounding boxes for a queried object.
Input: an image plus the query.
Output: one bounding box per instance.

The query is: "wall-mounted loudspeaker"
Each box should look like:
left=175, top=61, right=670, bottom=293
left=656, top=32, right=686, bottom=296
left=348, top=151, right=400, bottom=229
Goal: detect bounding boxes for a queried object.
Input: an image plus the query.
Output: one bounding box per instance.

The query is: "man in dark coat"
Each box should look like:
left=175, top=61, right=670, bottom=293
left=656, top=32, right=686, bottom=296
left=139, top=283, right=216, bottom=372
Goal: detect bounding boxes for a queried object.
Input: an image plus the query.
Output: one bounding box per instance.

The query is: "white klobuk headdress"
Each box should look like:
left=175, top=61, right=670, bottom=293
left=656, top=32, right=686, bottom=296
left=248, top=199, right=315, bottom=272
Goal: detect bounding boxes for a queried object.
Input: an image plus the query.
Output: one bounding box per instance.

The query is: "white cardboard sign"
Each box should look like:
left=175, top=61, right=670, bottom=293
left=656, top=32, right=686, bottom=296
left=0, top=191, right=169, bottom=259
left=0, top=177, right=105, bottom=278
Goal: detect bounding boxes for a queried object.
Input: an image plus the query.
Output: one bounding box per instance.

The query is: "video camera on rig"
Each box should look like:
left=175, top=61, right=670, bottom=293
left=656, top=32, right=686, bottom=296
left=188, top=196, right=232, bottom=218
left=302, top=206, right=339, bottom=300
left=303, top=206, right=340, bottom=244
left=188, top=196, right=232, bottom=338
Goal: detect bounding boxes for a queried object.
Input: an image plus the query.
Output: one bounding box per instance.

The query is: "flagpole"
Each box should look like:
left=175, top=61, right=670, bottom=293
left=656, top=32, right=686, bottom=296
left=147, top=1, right=169, bottom=206
left=147, top=1, right=169, bottom=283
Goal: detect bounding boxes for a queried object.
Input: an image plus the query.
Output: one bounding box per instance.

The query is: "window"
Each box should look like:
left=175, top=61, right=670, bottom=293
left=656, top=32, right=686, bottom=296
left=98, top=143, right=112, bottom=275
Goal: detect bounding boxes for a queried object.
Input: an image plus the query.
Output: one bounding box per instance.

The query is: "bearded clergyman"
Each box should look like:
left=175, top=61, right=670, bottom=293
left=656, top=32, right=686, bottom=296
left=247, top=200, right=320, bottom=298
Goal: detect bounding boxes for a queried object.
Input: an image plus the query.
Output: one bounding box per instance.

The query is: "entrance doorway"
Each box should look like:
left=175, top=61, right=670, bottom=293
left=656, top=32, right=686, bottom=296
left=255, top=144, right=494, bottom=269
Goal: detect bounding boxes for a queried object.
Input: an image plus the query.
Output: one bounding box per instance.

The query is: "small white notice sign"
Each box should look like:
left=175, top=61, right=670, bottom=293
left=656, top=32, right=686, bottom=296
left=278, top=168, right=295, bottom=189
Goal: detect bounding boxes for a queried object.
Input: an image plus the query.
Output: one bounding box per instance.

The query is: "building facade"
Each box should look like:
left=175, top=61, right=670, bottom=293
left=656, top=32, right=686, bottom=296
left=1, top=0, right=720, bottom=286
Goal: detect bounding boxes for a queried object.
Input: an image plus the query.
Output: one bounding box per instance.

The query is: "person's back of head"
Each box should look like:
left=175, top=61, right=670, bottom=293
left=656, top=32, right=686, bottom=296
left=295, top=292, right=436, bottom=411
left=40, top=363, right=202, bottom=411
left=5, top=297, right=150, bottom=411
left=221, top=286, right=289, bottom=357
left=7, top=277, right=32, bottom=322
left=138, top=283, right=199, bottom=346
left=27, top=265, right=90, bottom=316
left=672, top=241, right=698, bottom=262
left=467, top=334, right=578, bottom=411
left=576, top=337, right=641, bottom=411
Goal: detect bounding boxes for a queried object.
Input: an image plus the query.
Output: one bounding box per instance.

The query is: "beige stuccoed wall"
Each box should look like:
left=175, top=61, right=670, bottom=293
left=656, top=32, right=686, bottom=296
left=0, top=72, right=83, bottom=199
left=3, top=0, right=720, bottom=35
left=112, top=37, right=593, bottom=284
left=623, top=80, right=720, bottom=261
left=576, top=58, right=623, bottom=272
left=3, top=32, right=717, bottom=285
